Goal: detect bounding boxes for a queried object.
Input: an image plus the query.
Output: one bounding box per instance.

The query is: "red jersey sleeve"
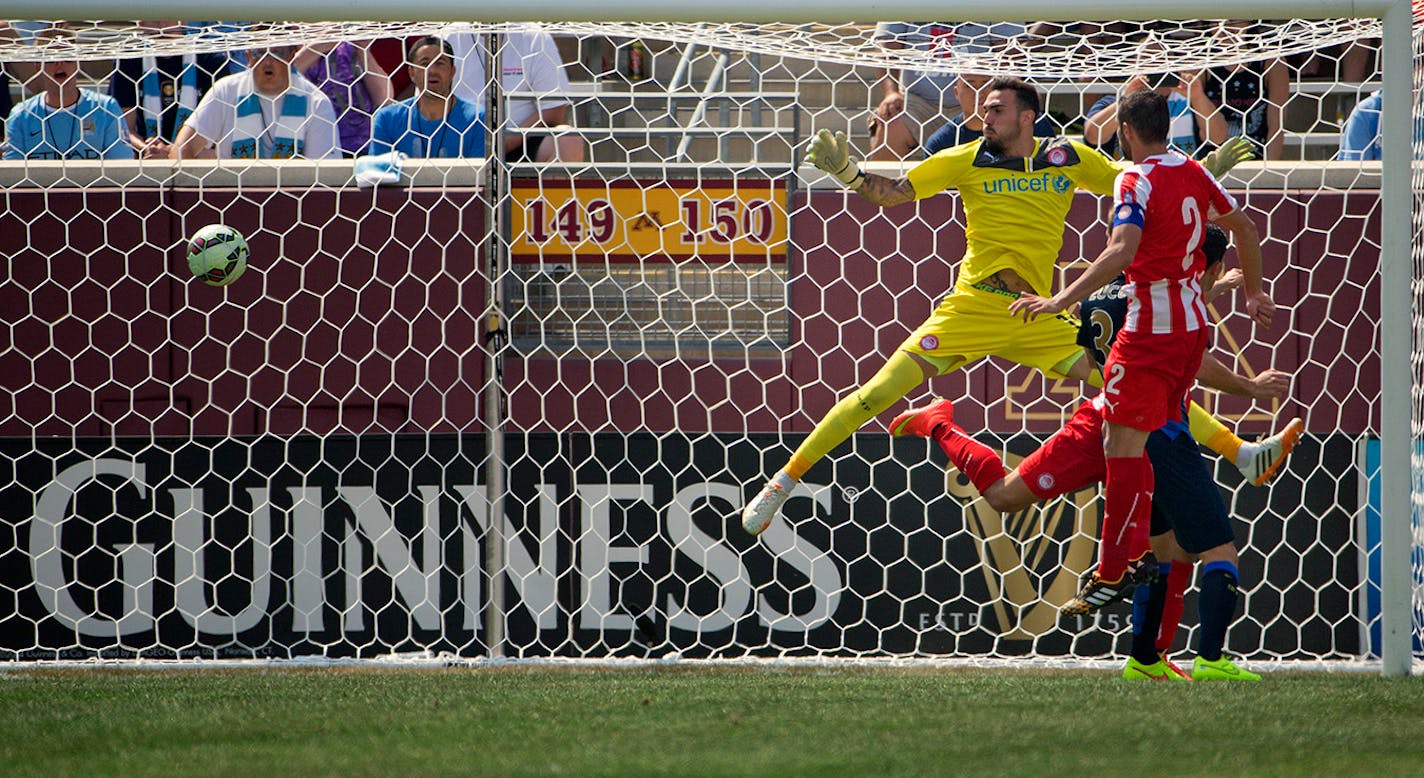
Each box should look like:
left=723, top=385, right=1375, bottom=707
left=1201, top=164, right=1238, bottom=219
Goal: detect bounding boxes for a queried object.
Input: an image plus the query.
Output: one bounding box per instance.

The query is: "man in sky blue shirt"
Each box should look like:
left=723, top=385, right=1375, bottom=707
left=1336, top=91, right=1381, bottom=161
left=4, top=29, right=132, bottom=160
left=368, top=37, right=485, bottom=159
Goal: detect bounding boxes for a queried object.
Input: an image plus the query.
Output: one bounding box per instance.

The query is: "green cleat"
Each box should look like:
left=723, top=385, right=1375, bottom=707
left=1192, top=655, right=1261, bottom=681
left=1122, top=656, right=1190, bottom=681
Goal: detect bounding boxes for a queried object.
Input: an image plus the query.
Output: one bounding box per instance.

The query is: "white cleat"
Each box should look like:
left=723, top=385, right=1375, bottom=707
left=741, top=479, right=792, bottom=536
left=1235, top=417, right=1304, bottom=487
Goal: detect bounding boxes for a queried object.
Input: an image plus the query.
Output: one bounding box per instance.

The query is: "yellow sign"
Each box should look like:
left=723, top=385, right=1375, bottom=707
left=510, top=181, right=787, bottom=260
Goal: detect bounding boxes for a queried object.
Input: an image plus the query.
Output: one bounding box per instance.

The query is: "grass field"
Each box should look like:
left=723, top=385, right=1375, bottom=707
left=3, top=665, right=1422, bottom=777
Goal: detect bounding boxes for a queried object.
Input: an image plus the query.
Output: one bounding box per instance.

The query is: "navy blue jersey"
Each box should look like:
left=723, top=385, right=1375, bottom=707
left=1076, top=272, right=1129, bottom=369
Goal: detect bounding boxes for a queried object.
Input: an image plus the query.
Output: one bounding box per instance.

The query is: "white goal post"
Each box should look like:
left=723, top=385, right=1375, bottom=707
left=0, top=3, right=1418, bottom=674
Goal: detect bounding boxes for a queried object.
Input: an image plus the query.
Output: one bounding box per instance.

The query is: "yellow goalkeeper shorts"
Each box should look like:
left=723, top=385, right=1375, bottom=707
left=900, top=283, right=1085, bottom=378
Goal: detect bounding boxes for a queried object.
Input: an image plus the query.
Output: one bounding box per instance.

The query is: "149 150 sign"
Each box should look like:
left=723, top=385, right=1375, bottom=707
left=512, top=181, right=787, bottom=260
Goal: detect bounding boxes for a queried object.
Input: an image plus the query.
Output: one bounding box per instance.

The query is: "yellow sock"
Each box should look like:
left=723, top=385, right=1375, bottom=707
left=785, top=352, right=927, bottom=480
left=1189, top=401, right=1243, bottom=463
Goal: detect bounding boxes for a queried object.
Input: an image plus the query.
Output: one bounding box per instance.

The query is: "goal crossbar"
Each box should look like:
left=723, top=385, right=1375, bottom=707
left=0, top=1, right=1403, bottom=23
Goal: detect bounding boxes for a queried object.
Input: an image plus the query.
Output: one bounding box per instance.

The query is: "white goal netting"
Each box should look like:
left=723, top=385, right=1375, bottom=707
left=0, top=15, right=1420, bottom=666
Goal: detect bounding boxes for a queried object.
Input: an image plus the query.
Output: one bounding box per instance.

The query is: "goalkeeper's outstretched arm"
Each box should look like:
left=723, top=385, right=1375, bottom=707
left=805, top=129, right=916, bottom=207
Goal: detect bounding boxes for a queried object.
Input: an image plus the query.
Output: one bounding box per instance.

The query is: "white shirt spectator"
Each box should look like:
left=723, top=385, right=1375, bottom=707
left=446, top=28, right=572, bottom=130
left=184, top=70, right=339, bottom=159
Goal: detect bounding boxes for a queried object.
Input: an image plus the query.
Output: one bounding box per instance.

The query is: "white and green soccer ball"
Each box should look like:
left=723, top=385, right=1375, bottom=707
left=186, top=224, right=249, bottom=287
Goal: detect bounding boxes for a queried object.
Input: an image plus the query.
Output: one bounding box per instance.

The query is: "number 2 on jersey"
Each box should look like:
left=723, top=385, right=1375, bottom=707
left=1180, top=196, right=1202, bottom=270
left=1104, top=362, right=1126, bottom=395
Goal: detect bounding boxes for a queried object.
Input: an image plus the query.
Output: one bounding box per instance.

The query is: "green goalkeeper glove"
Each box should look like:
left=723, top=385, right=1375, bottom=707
left=1201, top=136, right=1255, bottom=179
left=805, top=129, right=865, bottom=189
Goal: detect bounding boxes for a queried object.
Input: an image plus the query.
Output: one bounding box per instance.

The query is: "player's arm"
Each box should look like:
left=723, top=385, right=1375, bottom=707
left=1204, top=267, right=1244, bottom=303
left=805, top=128, right=917, bottom=207
left=1066, top=140, right=1126, bottom=195
left=1196, top=353, right=1290, bottom=401
left=1009, top=223, right=1140, bottom=321
left=1214, top=207, right=1272, bottom=328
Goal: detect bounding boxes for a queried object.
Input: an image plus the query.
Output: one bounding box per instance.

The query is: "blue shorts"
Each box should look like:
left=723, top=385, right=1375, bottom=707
left=1145, top=430, right=1234, bottom=554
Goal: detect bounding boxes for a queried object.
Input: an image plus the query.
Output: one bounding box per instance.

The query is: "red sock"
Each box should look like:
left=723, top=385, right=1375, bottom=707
left=1098, top=455, right=1154, bottom=582
left=934, top=424, right=1007, bottom=494
left=1156, top=561, right=1192, bottom=653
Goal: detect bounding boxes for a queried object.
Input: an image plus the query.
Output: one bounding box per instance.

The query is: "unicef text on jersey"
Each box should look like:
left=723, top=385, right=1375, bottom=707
left=981, top=173, right=1074, bottom=195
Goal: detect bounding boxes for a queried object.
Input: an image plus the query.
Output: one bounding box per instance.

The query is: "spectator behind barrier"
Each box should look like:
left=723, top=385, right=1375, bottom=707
left=109, top=20, right=230, bottom=159
left=1083, top=72, right=1227, bottom=159
left=294, top=40, right=391, bottom=157
left=869, top=21, right=1027, bottom=161
left=1336, top=90, right=1381, bottom=161
left=1200, top=22, right=1289, bottom=160
left=3, top=26, right=133, bottom=160
left=368, top=36, right=485, bottom=159
left=446, top=26, right=583, bottom=163
left=1, top=20, right=46, bottom=98
left=170, top=44, right=339, bottom=159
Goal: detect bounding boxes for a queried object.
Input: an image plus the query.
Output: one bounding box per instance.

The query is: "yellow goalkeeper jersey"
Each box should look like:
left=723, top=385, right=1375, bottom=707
left=906, top=136, right=1124, bottom=297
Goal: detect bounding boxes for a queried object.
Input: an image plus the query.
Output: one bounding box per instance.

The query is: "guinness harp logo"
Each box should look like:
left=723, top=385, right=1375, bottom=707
left=946, top=451, right=1101, bottom=640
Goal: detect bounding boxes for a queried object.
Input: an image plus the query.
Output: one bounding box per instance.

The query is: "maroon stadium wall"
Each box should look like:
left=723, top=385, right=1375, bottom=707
left=1, top=184, right=1381, bottom=439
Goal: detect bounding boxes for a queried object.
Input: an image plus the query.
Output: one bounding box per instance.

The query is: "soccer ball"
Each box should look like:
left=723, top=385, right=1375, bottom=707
left=186, top=224, right=249, bottom=287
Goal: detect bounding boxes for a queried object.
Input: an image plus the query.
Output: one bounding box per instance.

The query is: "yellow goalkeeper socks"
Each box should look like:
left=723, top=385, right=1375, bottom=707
left=1188, top=401, right=1244, bottom=463
left=784, top=352, right=926, bottom=481
left=785, top=453, right=813, bottom=482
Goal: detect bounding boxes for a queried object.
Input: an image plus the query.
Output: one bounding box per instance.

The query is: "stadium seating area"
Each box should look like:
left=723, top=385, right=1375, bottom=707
left=0, top=23, right=1383, bottom=165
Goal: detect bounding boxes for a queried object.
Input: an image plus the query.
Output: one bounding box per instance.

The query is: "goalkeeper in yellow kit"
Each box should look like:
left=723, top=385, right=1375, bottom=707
left=742, top=76, right=1301, bottom=535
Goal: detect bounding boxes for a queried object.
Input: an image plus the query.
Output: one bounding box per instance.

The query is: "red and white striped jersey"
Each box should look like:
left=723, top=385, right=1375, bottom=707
left=1110, top=152, right=1238, bottom=335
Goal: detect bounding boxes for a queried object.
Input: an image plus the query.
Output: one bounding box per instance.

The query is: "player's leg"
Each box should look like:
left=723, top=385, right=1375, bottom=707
left=1189, top=404, right=1304, bottom=486
left=1155, top=555, right=1193, bottom=657
left=1062, top=341, right=1177, bottom=616
left=1127, top=432, right=1200, bottom=679
left=1099, top=419, right=1154, bottom=576
left=1098, top=331, right=1207, bottom=583
left=888, top=397, right=1055, bottom=514
left=1148, top=431, right=1260, bottom=681
left=1190, top=543, right=1260, bottom=681
left=743, top=290, right=998, bottom=535
left=1124, top=489, right=1189, bottom=680
left=742, top=350, right=931, bottom=534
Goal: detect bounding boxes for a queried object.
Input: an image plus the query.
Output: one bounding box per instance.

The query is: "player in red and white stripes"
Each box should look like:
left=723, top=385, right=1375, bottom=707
left=1009, top=89, right=1272, bottom=610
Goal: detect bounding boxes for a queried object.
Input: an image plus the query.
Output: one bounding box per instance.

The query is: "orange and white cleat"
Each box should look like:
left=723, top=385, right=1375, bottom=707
left=1236, top=416, right=1304, bottom=486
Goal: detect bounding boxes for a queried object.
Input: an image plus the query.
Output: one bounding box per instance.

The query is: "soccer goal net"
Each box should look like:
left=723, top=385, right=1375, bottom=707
left=0, top=11, right=1420, bottom=669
